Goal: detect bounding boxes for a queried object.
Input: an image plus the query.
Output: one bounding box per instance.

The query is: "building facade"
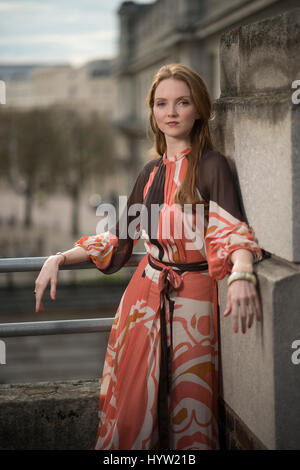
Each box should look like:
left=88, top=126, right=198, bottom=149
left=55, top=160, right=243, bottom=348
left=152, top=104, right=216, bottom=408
left=1, top=59, right=117, bottom=119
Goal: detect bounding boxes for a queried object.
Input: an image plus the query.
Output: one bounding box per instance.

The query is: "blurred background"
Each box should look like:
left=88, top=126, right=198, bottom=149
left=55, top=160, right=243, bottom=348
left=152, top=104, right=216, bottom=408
left=0, top=0, right=297, bottom=384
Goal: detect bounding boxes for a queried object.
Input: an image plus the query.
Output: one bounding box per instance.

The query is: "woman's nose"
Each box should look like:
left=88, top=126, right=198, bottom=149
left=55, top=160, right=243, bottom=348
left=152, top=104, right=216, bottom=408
left=167, top=105, right=178, bottom=116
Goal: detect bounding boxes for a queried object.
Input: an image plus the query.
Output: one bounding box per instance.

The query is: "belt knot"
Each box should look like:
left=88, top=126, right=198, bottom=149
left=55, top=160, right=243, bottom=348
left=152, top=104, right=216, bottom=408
left=159, top=265, right=182, bottom=294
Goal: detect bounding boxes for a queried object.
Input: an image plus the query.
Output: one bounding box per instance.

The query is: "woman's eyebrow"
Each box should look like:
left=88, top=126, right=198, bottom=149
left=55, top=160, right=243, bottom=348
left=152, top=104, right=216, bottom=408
left=154, top=95, right=191, bottom=101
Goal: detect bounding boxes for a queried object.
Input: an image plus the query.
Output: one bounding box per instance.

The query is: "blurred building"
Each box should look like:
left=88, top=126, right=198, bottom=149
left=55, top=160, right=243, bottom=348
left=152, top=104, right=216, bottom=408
left=114, top=0, right=299, bottom=173
left=1, top=59, right=117, bottom=119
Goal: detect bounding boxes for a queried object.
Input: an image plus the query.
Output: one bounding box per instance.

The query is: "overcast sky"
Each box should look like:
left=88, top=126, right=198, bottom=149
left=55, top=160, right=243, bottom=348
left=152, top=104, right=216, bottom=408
left=0, top=0, right=154, bottom=66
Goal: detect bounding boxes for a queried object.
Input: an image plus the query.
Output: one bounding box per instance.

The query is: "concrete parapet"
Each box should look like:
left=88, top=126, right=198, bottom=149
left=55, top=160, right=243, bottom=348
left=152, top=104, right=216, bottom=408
left=212, top=7, right=300, bottom=450
left=0, top=379, right=100, bottom=450
left=212, top=8, right=300, bottom=262
left=212, top=93, right=300, bottom=262
left=220, top=8, right=300, bottom=97
left=218, top=258, right=300, bottom=450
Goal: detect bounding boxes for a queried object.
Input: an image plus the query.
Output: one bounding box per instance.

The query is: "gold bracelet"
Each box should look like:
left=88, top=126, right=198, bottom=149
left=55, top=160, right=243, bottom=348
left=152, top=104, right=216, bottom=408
left=227, top=271, right=257, bottom=287
left=55, top=251, right=67, bottom=265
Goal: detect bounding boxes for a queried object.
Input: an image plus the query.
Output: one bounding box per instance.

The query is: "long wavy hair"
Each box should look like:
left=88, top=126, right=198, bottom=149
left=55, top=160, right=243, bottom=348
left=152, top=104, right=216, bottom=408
left=146, top=63, right=217, bottom=210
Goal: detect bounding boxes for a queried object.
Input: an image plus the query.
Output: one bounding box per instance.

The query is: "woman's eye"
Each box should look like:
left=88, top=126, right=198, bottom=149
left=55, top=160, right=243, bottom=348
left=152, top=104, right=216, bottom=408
left=155, top=100, right=189, bottom=107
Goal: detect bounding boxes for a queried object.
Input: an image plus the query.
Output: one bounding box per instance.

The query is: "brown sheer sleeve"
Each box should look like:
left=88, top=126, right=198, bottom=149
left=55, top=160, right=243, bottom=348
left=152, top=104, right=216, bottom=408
left=73, top=159, right=158, bottom=274
left=197, top=150, right=263, bottom=280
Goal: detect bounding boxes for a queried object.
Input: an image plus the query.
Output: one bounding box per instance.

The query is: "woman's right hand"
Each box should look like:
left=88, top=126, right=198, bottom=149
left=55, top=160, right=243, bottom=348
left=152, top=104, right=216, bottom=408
left=34, top=255, right=63, bottom=313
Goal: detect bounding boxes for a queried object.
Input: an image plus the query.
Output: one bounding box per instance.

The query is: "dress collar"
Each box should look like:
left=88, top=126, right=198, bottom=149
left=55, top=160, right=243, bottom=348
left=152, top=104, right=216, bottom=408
left=162, top=147, right=192, bottom=164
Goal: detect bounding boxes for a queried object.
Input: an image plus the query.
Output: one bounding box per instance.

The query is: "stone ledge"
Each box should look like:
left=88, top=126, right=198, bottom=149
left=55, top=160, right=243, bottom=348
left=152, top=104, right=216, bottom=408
left=211, top=94, right=300, bottom=262
left=0, top=378, right=100, bottom=402
left=220, top=8, right=300, bottom=97
left=0, top=379, right=101, bottom=450
left=217, top=257, right=300, bottom=450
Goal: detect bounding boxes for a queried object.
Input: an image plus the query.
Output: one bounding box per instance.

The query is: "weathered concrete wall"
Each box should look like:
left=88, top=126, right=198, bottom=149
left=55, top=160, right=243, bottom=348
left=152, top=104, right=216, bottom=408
left=211, top=8, right=300, bottom=450
left=213, top=8, right=300, bottom=262
left=0, top=379, right=100, bottom=450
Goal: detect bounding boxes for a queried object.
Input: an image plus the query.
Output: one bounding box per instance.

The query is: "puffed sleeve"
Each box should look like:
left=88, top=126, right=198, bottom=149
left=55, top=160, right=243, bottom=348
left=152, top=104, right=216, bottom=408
left=198, top=150, right=263, bottom=280
left=73, top=161, right=154, bottom=275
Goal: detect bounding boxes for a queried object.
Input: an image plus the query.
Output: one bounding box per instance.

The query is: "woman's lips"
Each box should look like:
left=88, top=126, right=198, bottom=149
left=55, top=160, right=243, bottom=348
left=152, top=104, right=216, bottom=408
left=167, top=122, right=179, bottom=126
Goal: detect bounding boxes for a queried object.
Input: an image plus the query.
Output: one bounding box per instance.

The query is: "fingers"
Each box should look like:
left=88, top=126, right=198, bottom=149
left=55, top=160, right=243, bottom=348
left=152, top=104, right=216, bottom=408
left=35, top=283, right=56, bottom=312
left=34, top=261, right=59, bottom=312
left=247, top=302, right=254, bottom=329
left=225, top=281, right=262, bottom=334
left=35, top=287, right=45, bottom=313
left=223, top=296, right=231, bottom=317
left=37, top=300, right=45, bottom=313
left=231, top=297, right=239, bottom=334
left=247, top=289, right=262, bottom=327
left=50, top=277, right=57, bottom=300
left=239, top=298, right=247, bottom=334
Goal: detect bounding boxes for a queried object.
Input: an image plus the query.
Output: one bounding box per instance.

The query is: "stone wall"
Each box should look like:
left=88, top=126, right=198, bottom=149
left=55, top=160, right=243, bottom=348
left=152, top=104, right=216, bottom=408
left=211, top=8, right=300, bottom=449
left=0, top=379, right=100, bottom=450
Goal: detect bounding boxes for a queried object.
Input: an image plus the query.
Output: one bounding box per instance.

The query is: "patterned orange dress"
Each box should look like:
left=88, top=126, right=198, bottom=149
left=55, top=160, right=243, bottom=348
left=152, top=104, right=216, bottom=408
left=74, top=147, right=263, bottom=450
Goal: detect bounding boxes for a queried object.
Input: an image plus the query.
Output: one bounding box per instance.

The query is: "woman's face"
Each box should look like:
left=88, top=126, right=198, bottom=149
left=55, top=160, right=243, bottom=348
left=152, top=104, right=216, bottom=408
left=153, top=78, right=199, bottom=143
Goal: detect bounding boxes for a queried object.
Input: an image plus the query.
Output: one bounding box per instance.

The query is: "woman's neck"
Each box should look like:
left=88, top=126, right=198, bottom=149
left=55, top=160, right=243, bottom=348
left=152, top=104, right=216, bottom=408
left=165, top=139, right=192, bottom=160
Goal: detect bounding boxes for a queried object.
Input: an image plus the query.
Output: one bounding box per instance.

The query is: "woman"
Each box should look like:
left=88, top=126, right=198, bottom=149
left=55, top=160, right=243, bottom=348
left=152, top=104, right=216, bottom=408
left=34, top=64, right=263, bottom=450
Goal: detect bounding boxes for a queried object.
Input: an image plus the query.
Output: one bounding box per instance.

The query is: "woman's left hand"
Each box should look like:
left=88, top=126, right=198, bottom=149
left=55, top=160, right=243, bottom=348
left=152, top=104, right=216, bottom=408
left=223, top=279, right=262, bottom=334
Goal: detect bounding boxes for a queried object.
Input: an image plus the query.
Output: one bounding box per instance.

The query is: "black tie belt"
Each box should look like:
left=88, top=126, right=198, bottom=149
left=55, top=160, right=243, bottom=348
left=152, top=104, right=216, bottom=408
left=147, top=253, right=209, bottom=450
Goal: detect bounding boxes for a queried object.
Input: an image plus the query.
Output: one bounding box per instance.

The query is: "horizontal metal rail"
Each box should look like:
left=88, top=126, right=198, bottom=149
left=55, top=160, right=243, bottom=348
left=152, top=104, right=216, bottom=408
left=0, top=253, right=145, bottom=338
left=0, top=318, right=114, bottom=337
left=0, top=252, right=145, bottom=273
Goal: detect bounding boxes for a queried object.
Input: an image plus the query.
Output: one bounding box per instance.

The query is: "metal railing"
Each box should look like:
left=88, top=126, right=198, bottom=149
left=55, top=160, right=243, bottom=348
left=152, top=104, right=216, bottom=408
left=0, top=253, right=145, bottom=338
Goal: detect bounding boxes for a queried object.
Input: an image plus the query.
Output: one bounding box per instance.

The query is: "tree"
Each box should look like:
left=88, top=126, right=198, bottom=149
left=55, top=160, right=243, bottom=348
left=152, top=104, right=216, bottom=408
left=0, top=105, right=116, bottom=235
left=51, top=105, right=115, bottom=236
left=0, top=106, right=65, bottom=228
left=0, top=108, right=9, bottom=180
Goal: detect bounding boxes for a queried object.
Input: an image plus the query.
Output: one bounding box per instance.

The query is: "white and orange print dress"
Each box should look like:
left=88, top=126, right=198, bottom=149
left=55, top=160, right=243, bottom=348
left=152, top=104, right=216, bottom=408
left=74, top=147, right=263, bottom=450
